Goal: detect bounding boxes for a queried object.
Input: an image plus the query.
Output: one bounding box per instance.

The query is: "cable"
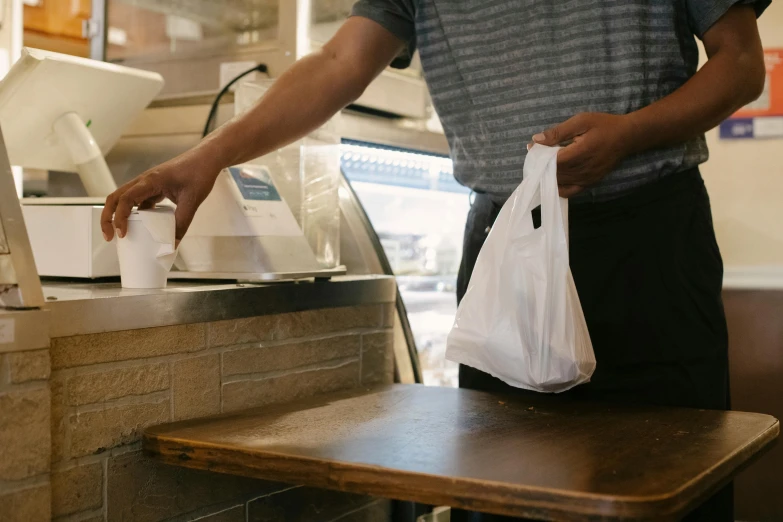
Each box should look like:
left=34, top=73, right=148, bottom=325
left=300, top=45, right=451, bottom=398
left=202, top=63, right=269, bottom=138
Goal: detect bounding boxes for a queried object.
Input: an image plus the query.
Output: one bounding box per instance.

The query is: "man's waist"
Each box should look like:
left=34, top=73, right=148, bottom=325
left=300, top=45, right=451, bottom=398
left=458, top=139, right=707, bottom=203
left=472, top=167, right=704, bottom=210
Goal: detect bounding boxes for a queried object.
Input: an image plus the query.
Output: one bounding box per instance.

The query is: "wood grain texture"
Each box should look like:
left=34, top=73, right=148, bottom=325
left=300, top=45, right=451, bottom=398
left=144, top=384, right=779, bottom=521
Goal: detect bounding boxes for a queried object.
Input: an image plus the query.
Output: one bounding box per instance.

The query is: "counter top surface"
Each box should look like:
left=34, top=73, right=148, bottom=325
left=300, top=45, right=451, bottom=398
left=145, top=384, right=779, bottom=521
left=43, top=275, right=396, bottom=338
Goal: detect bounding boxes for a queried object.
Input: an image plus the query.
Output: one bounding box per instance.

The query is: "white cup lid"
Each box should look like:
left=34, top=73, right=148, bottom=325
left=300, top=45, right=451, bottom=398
left=127, top=207, right=174, bottom=221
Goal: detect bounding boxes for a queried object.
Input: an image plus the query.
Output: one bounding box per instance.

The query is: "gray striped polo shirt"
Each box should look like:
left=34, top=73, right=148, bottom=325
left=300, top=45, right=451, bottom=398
left=351, top=0, right=769, bottom=202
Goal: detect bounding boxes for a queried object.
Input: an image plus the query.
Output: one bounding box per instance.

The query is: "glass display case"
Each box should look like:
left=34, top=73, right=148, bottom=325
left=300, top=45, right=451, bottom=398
left=341, top=140, right=469, bottom=387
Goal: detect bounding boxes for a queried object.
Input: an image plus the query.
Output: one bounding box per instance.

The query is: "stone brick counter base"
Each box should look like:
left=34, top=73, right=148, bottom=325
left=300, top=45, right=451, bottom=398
left=0, top=342, right=52, bottom=522
left=2, top=303, right=395, bottom=522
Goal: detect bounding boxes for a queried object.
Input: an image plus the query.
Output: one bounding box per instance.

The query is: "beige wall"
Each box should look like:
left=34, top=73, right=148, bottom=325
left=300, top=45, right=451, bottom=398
left=702, top=2, right=783, bottom=267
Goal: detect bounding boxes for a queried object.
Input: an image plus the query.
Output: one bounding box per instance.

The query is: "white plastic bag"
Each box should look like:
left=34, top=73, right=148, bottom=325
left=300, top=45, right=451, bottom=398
left=446, top=145, right=595, bottom=393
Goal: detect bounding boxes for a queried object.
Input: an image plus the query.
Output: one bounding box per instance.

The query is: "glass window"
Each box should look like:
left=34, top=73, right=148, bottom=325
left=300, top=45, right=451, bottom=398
left=106, top=0, right=279, bottom=63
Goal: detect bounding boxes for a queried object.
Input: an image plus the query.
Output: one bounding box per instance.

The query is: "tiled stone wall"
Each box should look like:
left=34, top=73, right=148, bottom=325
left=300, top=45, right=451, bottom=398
left=47, top=303, right=394, bottom=522
left=0, top=315, right=52, bottom=522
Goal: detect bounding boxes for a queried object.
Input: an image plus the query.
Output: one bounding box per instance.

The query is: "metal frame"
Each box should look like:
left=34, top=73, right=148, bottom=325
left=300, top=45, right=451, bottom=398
left=169, top=266, right=347, bottom=282
left=42, top=275, right=396, bottom=337
left=283, top=0, right=312, bottom=61
left=87, top=0, right=108, bottom=61
left=0, top=126, right=44, bottom=309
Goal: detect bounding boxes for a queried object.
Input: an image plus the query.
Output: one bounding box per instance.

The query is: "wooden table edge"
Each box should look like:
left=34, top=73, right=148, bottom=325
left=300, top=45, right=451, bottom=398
left=142, top=415, right=779, bottom=521
left=658, top=417, right=780, bottom=518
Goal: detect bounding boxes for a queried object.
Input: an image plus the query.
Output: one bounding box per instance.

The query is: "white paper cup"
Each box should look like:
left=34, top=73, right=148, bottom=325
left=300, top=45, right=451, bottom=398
left=116, top=208, right=176, bottom=289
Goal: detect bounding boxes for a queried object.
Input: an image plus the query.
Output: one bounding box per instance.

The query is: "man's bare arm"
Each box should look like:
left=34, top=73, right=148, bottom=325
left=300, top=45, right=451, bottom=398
left=532, top=6, right=765, bottom=197
left=623, top=5, right=765, bottom=153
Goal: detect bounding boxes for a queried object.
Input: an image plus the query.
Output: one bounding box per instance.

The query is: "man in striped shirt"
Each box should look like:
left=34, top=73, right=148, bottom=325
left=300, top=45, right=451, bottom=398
left=102, top=1, right=768, bottom=520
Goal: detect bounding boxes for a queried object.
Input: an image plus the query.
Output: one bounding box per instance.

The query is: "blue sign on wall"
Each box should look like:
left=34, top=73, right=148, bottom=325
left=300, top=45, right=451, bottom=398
left=719, top=119, right=755, bottom=140
left=719, top=116, right=783, bottom=140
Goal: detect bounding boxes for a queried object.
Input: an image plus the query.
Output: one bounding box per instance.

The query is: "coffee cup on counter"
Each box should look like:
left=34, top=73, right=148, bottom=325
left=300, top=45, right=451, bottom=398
left=116, top=207, right=177, bottom=289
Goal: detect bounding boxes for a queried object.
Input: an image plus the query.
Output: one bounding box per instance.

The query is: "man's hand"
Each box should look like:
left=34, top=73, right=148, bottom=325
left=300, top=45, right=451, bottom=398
left=529, top=112, right=638, bottom=198
left=100, top=149, right=220, bottom=244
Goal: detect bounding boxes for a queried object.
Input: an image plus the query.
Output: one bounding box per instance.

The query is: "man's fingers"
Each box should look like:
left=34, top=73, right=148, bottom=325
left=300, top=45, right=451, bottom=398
left=533, top=113, right=590, bottom=146
left=558, top=184, right=583, bottom=198
left=100, top=191, right=121, bottom=241
left=101, top=178, right=155, bottom=241
left=174, top=198, right=199, bottom=242
left=138, top=195, right=165, bottom=210
left=113, top=181, right=160, bottom=239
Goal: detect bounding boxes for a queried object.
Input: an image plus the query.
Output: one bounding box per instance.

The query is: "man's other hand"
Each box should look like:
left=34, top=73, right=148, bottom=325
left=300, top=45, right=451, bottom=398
left=529, top=112, right=637, bottom=198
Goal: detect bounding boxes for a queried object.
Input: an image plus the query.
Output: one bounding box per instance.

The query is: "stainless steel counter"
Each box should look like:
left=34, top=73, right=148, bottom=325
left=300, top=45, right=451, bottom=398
left=43, top=275, right=396, bottom=338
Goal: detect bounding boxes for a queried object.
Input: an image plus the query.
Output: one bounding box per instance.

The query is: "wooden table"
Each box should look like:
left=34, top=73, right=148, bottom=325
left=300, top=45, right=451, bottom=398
left=143, top=384, right=778, bottom=521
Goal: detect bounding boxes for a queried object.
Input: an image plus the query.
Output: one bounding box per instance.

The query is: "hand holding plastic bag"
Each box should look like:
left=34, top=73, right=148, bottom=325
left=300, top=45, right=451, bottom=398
left=446, top=145, right=595, bottom=393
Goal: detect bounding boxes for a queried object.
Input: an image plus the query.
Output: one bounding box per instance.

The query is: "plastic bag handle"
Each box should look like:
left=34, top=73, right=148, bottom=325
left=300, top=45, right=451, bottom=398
left=535, top=146, right=567, bottom=254
left=504, top=149, right=547, bottom=241
left=526, top=146, right=570, bottom=375
left=509, top=146, right=567, bottom=246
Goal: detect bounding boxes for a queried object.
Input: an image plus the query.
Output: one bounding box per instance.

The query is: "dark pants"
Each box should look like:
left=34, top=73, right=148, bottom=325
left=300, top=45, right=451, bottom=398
left=451, top=169, right=732, bottom=522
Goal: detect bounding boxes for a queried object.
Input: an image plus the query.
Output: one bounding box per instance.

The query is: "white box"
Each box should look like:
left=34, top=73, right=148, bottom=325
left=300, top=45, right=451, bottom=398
left=21, top=203, right=120, bottom=278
